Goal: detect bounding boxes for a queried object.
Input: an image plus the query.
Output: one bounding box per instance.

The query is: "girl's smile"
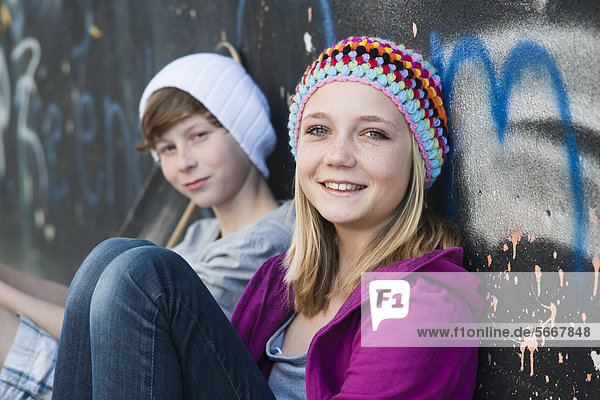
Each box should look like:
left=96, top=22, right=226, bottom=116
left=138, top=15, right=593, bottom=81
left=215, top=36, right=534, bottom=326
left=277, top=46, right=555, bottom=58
left=321, top=181, right=366, bottom=192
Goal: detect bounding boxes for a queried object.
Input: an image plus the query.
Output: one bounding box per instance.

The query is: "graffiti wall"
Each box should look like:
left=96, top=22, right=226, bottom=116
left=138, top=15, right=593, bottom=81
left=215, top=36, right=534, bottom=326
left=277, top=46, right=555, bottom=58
left=0, top=0, right=598, bottom=397
left=0, top=0, right=154, bottom=282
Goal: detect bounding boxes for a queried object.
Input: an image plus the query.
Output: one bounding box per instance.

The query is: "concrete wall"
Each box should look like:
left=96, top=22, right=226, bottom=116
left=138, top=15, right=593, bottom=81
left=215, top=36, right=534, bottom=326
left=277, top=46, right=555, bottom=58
left=0, top=0, right=598, bottom=397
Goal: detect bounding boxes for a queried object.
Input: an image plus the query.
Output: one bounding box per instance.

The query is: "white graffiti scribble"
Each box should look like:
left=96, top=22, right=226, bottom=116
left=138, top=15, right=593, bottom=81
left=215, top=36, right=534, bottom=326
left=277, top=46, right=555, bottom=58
left=303, top=32, right=315, bottom=53
left=0, top=46, right=11, bottom=179
left=591, top=350, right=600, bottom=374
left=11, top=37, right=49, bottom=204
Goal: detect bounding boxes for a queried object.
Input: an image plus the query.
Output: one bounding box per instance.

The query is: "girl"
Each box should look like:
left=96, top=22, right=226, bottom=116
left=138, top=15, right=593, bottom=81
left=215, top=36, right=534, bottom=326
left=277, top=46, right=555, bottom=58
left=53, top=37, right=481, bottom=399
left=1, top=52, right=292, bottom=399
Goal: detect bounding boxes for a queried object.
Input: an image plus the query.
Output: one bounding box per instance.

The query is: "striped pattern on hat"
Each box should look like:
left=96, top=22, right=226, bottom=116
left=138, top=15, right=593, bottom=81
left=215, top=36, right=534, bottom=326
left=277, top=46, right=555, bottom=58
left=288, top=37, right=449, bottom=188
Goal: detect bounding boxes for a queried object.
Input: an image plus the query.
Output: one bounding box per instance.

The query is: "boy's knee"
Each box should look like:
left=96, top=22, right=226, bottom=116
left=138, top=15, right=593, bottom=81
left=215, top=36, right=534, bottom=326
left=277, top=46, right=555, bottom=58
left=71, top=238, right=156, bottom=290
left=92, top=237, right=155, bottom=259
left=92, top=246, right=175, bottom=291
left=90, top=246, right=194, bottom=311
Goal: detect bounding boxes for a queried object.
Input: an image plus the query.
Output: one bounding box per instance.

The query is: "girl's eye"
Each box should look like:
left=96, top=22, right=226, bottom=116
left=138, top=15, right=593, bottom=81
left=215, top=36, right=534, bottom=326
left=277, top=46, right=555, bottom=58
left=364, top=130, right=389, bottom=141
left=305, top=126, right=329, bottom=136
left=193, top=132, right=207, bottom=140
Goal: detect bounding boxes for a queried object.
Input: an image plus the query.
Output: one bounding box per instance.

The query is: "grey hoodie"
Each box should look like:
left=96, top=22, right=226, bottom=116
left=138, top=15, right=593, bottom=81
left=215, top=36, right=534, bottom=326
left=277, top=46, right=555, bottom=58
left=173, top=200, right=293, bottom=318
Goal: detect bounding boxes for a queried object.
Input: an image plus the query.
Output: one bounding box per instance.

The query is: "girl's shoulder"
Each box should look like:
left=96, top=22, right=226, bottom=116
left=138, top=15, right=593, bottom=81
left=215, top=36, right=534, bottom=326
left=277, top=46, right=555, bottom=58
left=363, top=246, right=484, bottom=335
left=379, top=247, right=465, bottom=274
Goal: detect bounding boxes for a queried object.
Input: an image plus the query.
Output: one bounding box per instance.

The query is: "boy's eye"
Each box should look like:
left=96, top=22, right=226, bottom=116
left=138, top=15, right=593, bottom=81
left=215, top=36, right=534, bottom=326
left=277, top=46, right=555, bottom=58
left=364, top=130, right=389, bottom=140
left=158, top=144, right=176, bottom=154
left=193, top=132, right=207, bottom=139
left=305, top=126, right=329, bottom=136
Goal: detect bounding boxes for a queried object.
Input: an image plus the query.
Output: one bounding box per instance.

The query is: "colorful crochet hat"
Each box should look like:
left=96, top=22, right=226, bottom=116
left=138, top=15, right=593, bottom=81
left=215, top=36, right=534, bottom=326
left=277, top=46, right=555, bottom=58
left=288, top=37, right=449, bottom=188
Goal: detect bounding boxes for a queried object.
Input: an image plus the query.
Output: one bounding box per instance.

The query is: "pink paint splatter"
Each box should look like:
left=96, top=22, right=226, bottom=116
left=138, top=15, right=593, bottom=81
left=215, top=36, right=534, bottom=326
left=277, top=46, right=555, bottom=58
left=535, top=265, right=542, bottom=297
left=541, top=302, right=557, bottom=326
left=508, top=228, right=522, bottom=260
left=490, top=295, right=498, bottom=312
left=519, top=335, right=538, bottom=376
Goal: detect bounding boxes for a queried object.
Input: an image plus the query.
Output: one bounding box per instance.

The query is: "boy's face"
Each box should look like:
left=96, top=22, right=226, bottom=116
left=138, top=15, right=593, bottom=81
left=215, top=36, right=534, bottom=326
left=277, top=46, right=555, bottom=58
left=155, top=114, right=251, bottom=209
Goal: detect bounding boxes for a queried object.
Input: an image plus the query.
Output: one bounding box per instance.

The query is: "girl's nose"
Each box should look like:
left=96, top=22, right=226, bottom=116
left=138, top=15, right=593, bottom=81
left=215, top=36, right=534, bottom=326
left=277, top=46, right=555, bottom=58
left=323, top=134, right=356, bottom=168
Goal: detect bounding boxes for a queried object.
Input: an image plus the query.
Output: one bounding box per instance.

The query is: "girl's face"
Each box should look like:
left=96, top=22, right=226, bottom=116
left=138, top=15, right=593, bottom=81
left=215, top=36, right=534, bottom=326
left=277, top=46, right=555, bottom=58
left=156, top=114, right=251, bottom=209
left=297, top=81, right=413, bottom=234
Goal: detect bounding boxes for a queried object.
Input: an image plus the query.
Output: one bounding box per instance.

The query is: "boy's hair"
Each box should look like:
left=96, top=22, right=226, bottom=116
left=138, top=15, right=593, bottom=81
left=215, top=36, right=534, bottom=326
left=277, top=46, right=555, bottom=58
left=284, top=136, right=461, bottom=317
left=137, top=88, right=223, bottom=152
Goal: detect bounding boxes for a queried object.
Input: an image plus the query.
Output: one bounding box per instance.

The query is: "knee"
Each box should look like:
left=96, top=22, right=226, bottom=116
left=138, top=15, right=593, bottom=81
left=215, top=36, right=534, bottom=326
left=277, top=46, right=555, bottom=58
left=90, top=246, right=196, bottom=314
left=70, top=238, right=155, bottom=292
left=85, top=238, right=156, bottom=270
left=66, top=238, right=156, bottom=314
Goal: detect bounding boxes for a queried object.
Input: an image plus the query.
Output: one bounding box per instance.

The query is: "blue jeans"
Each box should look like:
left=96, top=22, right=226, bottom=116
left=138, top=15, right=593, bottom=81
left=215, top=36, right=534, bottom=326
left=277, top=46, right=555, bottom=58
left=53, top=238, right=275, bottom=399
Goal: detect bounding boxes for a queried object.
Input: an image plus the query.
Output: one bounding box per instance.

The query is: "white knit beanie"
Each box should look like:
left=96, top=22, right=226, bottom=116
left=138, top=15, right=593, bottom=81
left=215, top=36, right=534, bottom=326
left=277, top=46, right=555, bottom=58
left=139, top=53, right=276, bottom=178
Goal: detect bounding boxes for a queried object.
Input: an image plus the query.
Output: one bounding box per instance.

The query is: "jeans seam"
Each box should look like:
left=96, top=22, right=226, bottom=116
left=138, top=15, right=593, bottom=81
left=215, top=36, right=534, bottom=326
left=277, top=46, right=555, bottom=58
left=127, top=270, right=160, bottom=399
left=124, top=278, right=164, bottom=399
left=151, top=305, right=158, bottom=399
left=159, top=295, right=242, bottom=400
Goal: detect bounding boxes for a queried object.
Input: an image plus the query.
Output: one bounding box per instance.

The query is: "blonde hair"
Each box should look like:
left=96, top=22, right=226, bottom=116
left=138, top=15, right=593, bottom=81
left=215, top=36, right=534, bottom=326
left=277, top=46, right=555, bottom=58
left=284, top=136, right=461, bottom=317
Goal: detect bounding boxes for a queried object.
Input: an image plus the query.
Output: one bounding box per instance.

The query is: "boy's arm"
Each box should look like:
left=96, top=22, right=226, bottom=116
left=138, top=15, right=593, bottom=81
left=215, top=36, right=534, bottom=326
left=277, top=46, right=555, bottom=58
left=0, top=280, right=65, bottom=339
left=0, top=262, right=68, bottom=307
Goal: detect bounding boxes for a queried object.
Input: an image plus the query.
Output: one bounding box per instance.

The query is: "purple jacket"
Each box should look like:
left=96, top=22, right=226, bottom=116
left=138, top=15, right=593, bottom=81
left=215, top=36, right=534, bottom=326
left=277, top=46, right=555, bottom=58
left=231, top=247, right=483, bottom=399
